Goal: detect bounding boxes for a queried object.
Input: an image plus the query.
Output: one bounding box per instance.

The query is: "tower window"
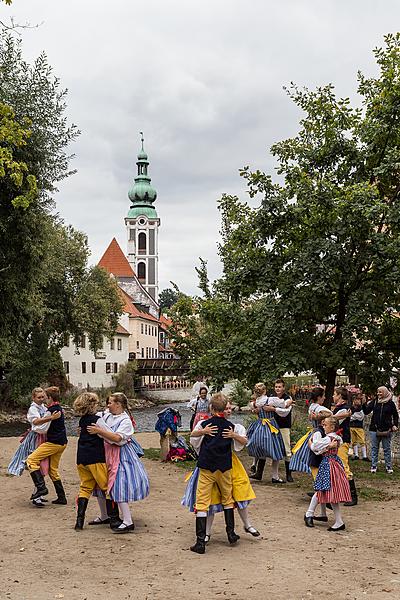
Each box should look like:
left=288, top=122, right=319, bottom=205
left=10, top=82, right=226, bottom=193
left=139, top=218, right=146, bottom=225
left=129, top=228, right=135, bottom=240
left=138, top=262, right=146, bottom=282
left=138, top=232, right=146, bottom=255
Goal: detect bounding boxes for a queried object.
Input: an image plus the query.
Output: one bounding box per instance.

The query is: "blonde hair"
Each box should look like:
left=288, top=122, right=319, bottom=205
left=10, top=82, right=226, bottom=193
left=253, top=383, right=266, bottom=397
left=108, top=392, right=129, bottom=410
left=210, top=393, right=228, bottom=413
left=73, top=392, right=99, bottom=416
left=323, top=416, right=338, bottom=430
left=45, top=386, right=60, bottom=402
left=31, top=387, right=44, bottom=399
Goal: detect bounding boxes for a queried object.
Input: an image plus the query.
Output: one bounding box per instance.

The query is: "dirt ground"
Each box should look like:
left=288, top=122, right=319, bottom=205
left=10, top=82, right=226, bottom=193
left=0, top=434, right=399, bottom=600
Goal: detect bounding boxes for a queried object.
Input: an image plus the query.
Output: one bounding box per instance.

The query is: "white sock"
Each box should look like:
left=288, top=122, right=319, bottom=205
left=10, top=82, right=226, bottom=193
left=306, top=493, right=318, bottom=517
left=238, top=506, right=251, bottom=529
left=319, top=503, right=327, bottom=517
left=97, top=497, right=108, bottom=521
left=271, top=460, right=279, bottom=479
left=353, top=445, right=359, bottom=458
left=361, top=445, right=367, bottom=459
left=118, top=502, right=133, bottom=526
left=197, top=511, right=207, bottom=518
left=206, top=514, right=214, bottom=536
left=332, top=503, right=344, bottom=528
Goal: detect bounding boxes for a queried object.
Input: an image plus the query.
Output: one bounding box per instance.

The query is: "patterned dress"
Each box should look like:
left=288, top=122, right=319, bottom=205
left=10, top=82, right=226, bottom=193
left=246, top=408, right=285, bottom=461
left=8, top=403, right=49, bottom=476
left=314, top=447, right=351, bottom=504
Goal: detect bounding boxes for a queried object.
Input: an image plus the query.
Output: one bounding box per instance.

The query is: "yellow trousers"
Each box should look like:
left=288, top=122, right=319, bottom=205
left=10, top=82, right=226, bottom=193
left=26, top=442, right=67, bottom=481
left=195, top=468, right=234, bottom=512
left=311, top=466, right=318, bottom=480
left=280, top=428, right=292, bottom=459
left=338, top=442, right=352, bottom=480
left=351, top=428, right=366, bottom=446
left=77, top=463, right=109, bottom=499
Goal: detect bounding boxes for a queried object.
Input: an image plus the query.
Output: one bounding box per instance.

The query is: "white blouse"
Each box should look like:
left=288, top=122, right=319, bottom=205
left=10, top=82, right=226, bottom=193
left=96, top=410, right=134, bottom=446
left=27, top=402, right=51, bottom=434
left=310, top=431, right=342, bottom=455
left=190, top=422, right=247, bottom=454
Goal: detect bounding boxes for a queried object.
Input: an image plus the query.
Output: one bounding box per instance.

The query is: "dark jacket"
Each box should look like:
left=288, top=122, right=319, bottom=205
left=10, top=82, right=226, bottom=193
left=332, top=403, right=351, bottom=443
left=47, top=403, right=68, bottom=445
left=308, top=425, right=326, bottom=468
left=77, top=414, right=106, bottom=466
left=363, top=399, right=399, bottom=432
left=197, top=415, right=235, bottom=473
left=273, top=392, right=292, bottom=429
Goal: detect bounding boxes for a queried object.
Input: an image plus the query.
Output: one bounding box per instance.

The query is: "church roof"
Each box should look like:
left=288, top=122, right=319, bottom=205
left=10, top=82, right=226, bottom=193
left=115, top=324, right=130, bottom=336
left=98, top=238, right=135, bottom=278
left=119, top=287, right=159, bottom=322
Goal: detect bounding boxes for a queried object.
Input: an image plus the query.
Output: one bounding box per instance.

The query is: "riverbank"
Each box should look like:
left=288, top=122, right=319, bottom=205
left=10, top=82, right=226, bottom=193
left=1, top=434, right=400, bottom=599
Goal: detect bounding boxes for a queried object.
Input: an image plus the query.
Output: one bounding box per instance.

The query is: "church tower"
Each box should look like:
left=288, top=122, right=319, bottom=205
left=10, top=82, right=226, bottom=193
left=125, top=133, right=160, bottom=301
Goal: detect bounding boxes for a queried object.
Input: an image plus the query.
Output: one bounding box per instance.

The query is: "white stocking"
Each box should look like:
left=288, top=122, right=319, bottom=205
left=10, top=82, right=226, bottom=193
left=97, top=497, right=108, bottom=521
left=353, top=445, right=359, bottom=458
left=206, top=514, right=214, bottom=536
left=118, top=501, right=133, bottom=526
left=306, top=493, right=319, bottom=517
left=361, top=445, right=367, bottom=459
left=271, top=460, right=279, bottom=479
left=319, top=502, right=327, bottom=518
left=332, top=503, right=344, bottom=528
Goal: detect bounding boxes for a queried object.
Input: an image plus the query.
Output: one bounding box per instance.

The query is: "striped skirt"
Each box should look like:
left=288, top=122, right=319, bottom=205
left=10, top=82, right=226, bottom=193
left=7, top=431, right=49, bottom=476
left=110, top=443, right=150, bottom=503
left=289, top=431, right=312, bottom=474
left=314, top=452, right=351, bottom=504
left=129, top=436, right=144, bottom=458
left=246, top=416, right=285, bottom=461
left=181, top=454, right=256, bottom=514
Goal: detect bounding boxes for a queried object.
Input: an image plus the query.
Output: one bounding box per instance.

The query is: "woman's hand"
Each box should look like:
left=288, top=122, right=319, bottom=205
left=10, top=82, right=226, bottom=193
left=222, top=427, right=235, bottom=439
left=392, top=425, right=398, bottom=432
left=50, top=411, right=61, bottom=420
left=202, top=424, right=218, bottom=437
left=263, top=405, right=276, bottom=413
left=86, top=425, right=101, bottom=435
left=328, top=440, right=338, bottom=449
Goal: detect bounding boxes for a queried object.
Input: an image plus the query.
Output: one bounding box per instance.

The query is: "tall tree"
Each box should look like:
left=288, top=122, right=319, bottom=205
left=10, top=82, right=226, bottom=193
left=159, top=287, right=179, bottom=312
left=172, top=34, right=400, bottom=398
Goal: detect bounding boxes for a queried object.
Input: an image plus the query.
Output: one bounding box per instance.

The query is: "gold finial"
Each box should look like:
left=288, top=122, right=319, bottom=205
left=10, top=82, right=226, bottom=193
left=139, top=131, right=144, bottom=150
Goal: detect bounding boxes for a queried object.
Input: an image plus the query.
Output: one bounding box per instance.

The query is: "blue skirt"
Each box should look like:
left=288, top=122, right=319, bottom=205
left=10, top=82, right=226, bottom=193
left=289, top=431, right=312, bottom=474
left=8, top=430, right=38, bottom=476
left=108, top=444, right=150, bottom=503
left=246, top=415, right=285, bottom=461
left=129, top=436, right=144, bottom=458
left=181, top=467, right=250, bottom=515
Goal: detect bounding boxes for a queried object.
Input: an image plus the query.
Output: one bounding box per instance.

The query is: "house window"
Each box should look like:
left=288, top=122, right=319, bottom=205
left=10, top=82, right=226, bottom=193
left=160, top=332, right=164, bottom=343
left=129, top=228, right=135, bottom=241
left=106, top=363, right=111, bottom=374
left=114, top=363, right=118, bottom=373
left=63, top=334, right=69, bottom=347
left=145, top=324, right=147, bottom=335
left=141, top=348, right=144, bottom=358
left=110, top=338, right=115, bottom=350
left=63, top=361, right=69, bottom=374
left=81, top=362, right=86, bottom=374
left=136, top=341, right=139, bottom=349
left=117, top=338, right=122, bottom=351
left=141, top=323, right=144, bottom=334
left=91, top=362, right=96, bottom=373
left=138, top=232, right=146, bottom=255
left=137, top=262, right=146, bottom=281
left=79, top=335, right=86, bottom=348
left=146, top=347, right=149, bottom=358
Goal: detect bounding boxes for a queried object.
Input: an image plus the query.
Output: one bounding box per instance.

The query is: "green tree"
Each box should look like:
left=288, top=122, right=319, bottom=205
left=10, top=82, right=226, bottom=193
left=159, top=287, right=179, bottom=312
left=112, top=361, right=138, bottom=398
left=229, top=380, right=252, bottom=411
left=172, top=34, right=400, bottom=400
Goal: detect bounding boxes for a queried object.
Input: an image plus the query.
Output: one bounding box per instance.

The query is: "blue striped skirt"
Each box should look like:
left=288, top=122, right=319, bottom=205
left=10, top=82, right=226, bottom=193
left=110, top=443, right=149, bottom=503
left=181, top=467, right=250, bottom=515
left=246, top=417, right=285, bottom=461
left=129, top=436, right=144, bottom=458
left=8, top=431, right=38, bottom=476
left=289, top=431, right=312, bottom=474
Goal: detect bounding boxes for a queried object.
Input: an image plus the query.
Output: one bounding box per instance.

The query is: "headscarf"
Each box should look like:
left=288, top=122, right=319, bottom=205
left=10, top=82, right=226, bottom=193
left=377, top=386, right=392, bottom=404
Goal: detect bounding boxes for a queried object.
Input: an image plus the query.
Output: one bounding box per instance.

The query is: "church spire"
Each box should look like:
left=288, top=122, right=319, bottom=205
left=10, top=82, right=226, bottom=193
left=127, top=132, right=157, bottom=215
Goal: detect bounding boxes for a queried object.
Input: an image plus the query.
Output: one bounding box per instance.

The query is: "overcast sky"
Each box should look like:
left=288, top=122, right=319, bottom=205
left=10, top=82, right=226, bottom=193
left=2, top=0, right=399, bottom=294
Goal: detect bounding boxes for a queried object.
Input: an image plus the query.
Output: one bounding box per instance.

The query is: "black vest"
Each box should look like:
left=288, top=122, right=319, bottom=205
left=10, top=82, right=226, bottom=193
left=77, top=414, right=106, bottom=466
left=273, top=392, right=292, bottom=429
left=308, top=425, right=326, bottom=468
left=46, top=403, right=68, bottom=445
left=333, top=403, right=351, bottom=443
left=197, top=415, right=234, bottom=473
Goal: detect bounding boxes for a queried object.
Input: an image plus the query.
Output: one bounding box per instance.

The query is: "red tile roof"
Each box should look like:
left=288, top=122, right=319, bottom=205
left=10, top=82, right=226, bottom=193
left=159, top=314, right=172, bottom=329
left=119, top=288, right=159, bottom=322
left=116, top=324, right=130, bottom=336
left=98, top=238, right=135, bottom=277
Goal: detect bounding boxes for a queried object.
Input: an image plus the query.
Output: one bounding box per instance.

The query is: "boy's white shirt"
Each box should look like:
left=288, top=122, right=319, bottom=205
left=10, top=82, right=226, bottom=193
left=255, top=394, right=292, bottom=417
left=310, top=430, right=342, bottom=455
left=308, top=403, right=332, bottom=418
left=27, top=401, right=51, bottom=434
left=190, top=420, right=247, bottom=453
left=350, top=409, right=365, bottom=421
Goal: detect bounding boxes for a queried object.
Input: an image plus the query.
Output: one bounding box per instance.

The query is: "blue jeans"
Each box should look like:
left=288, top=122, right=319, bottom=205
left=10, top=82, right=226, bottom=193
left=370, top=431, right=392, bottom=469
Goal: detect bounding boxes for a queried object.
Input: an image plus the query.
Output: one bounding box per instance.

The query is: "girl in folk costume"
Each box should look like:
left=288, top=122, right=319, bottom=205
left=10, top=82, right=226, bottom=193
left=304, top=416, right=351, bottom=531
left=73, top=393, right=120, bottom=531
left=188, top=386, right=211, bottom=430
left=87, top=392, right=150, bottom=534
left=289, top=388, right=332, bottom=475
left=8, top=387, right=56, bottom=507
left=247, top=383, right=288, bottom=483
left=182, top=401, right=259, bottom=543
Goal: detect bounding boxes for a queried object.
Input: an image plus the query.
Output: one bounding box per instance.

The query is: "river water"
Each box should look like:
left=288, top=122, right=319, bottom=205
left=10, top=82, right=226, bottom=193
left=0, top=401, right=249, bottom=437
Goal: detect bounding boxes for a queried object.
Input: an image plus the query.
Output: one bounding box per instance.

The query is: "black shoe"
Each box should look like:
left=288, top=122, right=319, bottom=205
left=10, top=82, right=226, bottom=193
left=29, top=470, right=48, bottom=499
left=190, top=516, right=207, bottom=554
left=325, top=503, right=333, bottom=510
left=351, top=456, right=359, bottom=461
left=304, top=515, right=314, bottom=528
left=249, top=473, right=262, bottom=480
left=244, top=526, right=260, bottom=537
left=313, top=516, right=328, bottom=522
left=224, top=508, right=240, bottom=544
left=271, top=477, right=286, bottom=484
left=88, top=517, right=111, bottom=525
left=344, top=479, right=358, bottom=507
left=75, top=497, right=88, bottom=530
left=106, top=499, right=122, bottom=529
left=362, top=457, right=371, bottom=462
left=307, top=492, right=315, bottom=498
left=249, top=464, right=256, bottom=474
left=112, top=523, right=135, bottom=534
left=52, top=479, right=67, bottom=505
left=328, top=523, right=345, bottom=532
left=285, top=461, right=294, bottom=483
left=32, top=499, right=45, bottom=509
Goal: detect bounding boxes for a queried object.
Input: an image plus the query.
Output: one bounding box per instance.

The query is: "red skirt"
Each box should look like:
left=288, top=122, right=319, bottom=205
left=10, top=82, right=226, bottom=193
left=317, top=457, right=351, bottom=504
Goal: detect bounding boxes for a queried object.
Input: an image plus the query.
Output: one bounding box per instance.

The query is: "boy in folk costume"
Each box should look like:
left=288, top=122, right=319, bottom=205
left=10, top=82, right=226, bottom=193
left=26, top=386, right=68, bottom=505
left=189, top=393, right=240, bottom=554
left=350, top=393, right=369, bottom=462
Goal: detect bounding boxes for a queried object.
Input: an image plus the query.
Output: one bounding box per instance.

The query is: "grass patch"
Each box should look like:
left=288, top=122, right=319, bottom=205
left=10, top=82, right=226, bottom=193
left=143, top=447, right=197, bottom=470
left=143, top=447, right=161, bottom=461
left=358, top=486, right=391, bottom=501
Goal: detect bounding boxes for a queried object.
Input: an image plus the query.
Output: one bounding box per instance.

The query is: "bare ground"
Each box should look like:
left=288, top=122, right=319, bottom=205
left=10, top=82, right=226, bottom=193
left=0, top=434, right=399, bottom=600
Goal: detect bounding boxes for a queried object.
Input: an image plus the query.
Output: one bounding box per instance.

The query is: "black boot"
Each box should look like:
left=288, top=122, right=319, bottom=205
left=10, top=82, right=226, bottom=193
left=75, top=497, right=88, bottom=530
left=224, top=508, right=240, bottom=545
left=29, top=470, right=48, bottom=499
left=249, top=458, right=266, bottom=481
left=344, top=479, right=358, bottom=506
left=285, top=461, right=294, bottom=483
left=52, top=480, right=67, bottom=505
left=106, top=499, right=122, bottom=530
left=190, top=516, right=207, bottom=554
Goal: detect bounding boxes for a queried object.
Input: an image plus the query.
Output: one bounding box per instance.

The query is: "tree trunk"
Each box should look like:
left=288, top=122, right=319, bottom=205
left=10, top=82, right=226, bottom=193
left=324, top=367, right=337, bottom=407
